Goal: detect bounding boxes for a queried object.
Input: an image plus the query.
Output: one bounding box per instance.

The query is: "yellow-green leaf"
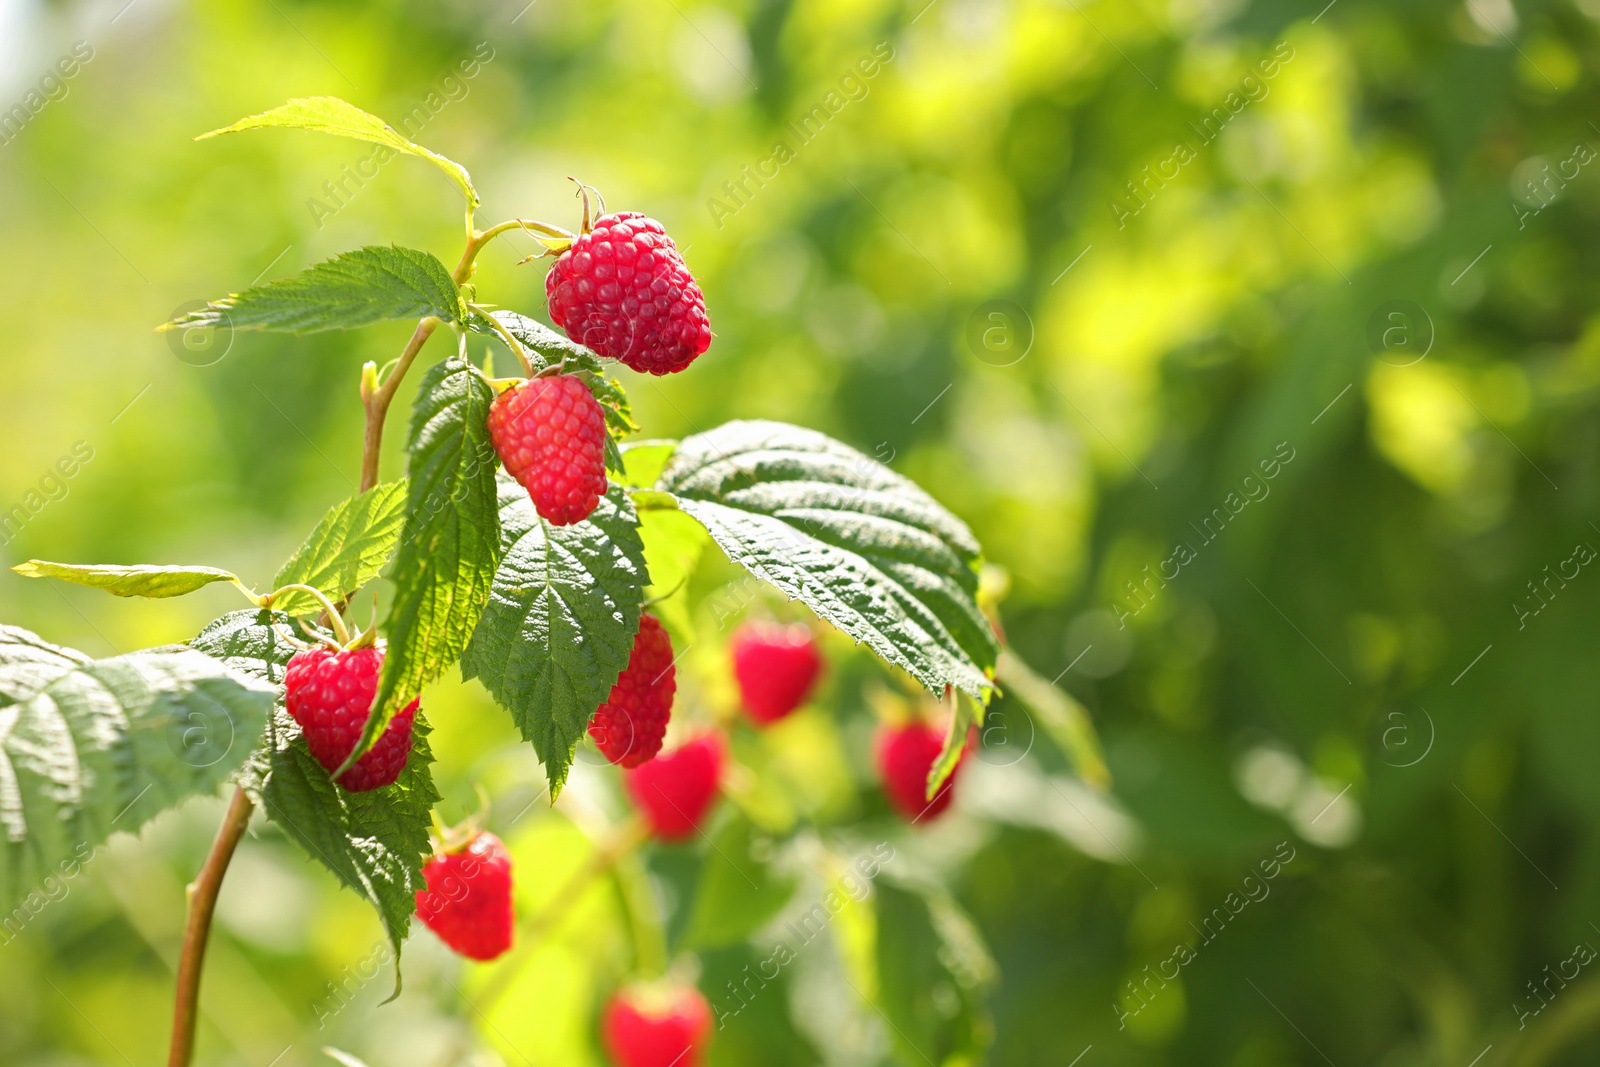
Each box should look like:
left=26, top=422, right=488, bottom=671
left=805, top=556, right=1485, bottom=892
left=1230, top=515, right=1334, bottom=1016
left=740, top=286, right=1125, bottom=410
left=12, top=560, right=243, bottom=599
left=198, top=96, right=479, bottom=208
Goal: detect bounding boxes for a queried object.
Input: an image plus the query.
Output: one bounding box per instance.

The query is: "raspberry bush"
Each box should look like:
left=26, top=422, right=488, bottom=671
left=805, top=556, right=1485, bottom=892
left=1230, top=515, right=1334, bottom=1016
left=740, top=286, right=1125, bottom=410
left=0, top=97, right=1105, bottom=1067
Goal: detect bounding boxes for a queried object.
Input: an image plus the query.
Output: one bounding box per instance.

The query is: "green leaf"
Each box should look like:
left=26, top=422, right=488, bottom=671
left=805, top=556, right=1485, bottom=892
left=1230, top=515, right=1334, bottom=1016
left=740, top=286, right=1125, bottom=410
left=189, top=609, right=322, bottom=687
left=0, top=626, right=276, bottom=912
left=272, top=481, right=409, bottom=615
left=477, top=311, right=637, bottom=473
left=929, top=695, right=983, bottom=801
left=189, top=610, right=440, bottom=989
left=682, top=814, right=796, bottom=949
left=656, top=420, right=999, bottom=703
left=354, top=354, right=501, bottom=772
left=162, top=246, right=465, bottom=334
left=636, top=508, right=708, bottom=648
left=995, top=649, right=1110, bottom=791
left=197, top=96, right=479, bottom=208
left=260, top=707, right=439, bottom=990
left=461, top=479, right=647, bottom=797
left=11, top=560, right=243, bottom=599
left=874, top=880, right=997, bottom=1067
left=620, top=440, right=680, bottom=488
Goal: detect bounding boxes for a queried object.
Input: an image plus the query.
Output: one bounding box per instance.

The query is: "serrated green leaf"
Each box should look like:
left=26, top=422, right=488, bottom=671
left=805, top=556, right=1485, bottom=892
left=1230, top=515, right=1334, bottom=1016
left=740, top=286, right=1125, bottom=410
left=12, top=560, right=243, bottom=599
left=874, top=880, right=996, bottom=1067
left=682, top=814, right=796, bottom=949
left=354, top=354, right=501, bottom=773
left=657, top=420, right=999, bottom=703
left=995, top=649, right=1110, bottom=791
left=272, top=481, right=409, bottom=615
left=476, top=311, right=637, bottom=473
left=189, top=610, right=439, bottom=989
left=189, top=609, right=323, bottom=687
left=260, top=707, right=439, bottom=990
left=461, top=479, right=647, bottom=797
left=197, top=96, right=478, bottom=208
left=162, top=246, right=465, bottom=334
left=0, top=626, right=276, bottom=912
left=475, top=309, right=603, bottom=369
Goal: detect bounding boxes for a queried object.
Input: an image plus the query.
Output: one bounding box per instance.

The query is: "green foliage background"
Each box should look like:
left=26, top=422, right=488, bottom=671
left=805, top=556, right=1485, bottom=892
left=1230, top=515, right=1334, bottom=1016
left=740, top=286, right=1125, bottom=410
left=2, top=0, right=1598, bottom=1064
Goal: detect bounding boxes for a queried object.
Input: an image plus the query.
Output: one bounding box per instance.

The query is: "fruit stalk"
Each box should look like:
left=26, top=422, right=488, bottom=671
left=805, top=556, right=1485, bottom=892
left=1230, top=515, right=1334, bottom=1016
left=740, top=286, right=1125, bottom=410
left=166, top=785, right=253, bottom=1067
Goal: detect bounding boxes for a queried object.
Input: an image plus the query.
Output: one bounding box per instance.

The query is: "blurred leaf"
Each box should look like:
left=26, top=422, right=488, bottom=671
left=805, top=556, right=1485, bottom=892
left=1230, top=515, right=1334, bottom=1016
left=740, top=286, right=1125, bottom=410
left=197, top=95, right=479, bottom=208
left=620, top=440, right=680, bottom=488
left=682, top=814, right=796, bottom=950
left=995, top=649, right=1110, bottom=791
left=698, top=943, right=822, bottom=1067
left=271, top=480, right=409, bottom=615
left=461, top=478, right=646, bottom=797
left=11, top=560, right=243, bottom=599
left=874, top=881, right=997, bottom=1067
left=0, top=626, right=276, bottom=911
left=657, top=420, right=998, bottom=702
left=636, top=507, right=708, bottom=648
left=163, top=246, right=465, bottom=334
left=321, top=1050, right=372, bottom=1067
left=356, top=354, right=501, bottom=773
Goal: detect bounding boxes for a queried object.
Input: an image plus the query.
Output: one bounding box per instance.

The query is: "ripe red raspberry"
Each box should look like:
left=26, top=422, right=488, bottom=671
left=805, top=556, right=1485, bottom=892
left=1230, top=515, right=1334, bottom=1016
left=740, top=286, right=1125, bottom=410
left=602, top=985, right=713, bottom=1067
left=545, top=212, right=711, bottom=375
left=414, top=831, right=514, bottom=961
left=731, top=621, right=822, bottom=726
left=624, top=734, right=725, bottom=841
left=876, top=721, right=972, bottom=824
left=284, top=647, right=417, bottom=792
left=589, top=613, right=676, bottom=767
left=488, top=374, right=608, bottom=526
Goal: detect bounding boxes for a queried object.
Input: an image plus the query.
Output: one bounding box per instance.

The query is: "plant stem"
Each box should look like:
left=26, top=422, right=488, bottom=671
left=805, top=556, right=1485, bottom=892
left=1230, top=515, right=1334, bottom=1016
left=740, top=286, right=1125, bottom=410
left=167, top=785, right=254, bottom=1067
left=166, top=218, right=535, bottom=1067
left=360, top=317, right=440, bottom=492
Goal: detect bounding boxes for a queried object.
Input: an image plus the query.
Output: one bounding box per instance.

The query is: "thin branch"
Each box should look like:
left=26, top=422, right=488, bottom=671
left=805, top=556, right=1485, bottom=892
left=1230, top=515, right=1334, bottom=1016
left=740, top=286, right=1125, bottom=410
left=167, top=786, right=254, bottom=1067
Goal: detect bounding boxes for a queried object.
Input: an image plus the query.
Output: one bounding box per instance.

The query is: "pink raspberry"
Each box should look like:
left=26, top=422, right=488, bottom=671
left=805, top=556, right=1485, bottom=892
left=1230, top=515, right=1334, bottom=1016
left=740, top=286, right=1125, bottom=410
left=283, top=646, right=417, bottom=792
left=488, top=374, right=608, bottom=526
left=545, top=212, right=711, bottom=375
left=731, top=621, right=823, bottom=726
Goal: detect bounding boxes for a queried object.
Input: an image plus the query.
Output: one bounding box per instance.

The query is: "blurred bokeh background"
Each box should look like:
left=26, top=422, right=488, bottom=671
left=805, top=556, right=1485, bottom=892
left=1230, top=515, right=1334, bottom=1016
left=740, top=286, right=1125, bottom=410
left=4, top=0, right=1600, bottom=1063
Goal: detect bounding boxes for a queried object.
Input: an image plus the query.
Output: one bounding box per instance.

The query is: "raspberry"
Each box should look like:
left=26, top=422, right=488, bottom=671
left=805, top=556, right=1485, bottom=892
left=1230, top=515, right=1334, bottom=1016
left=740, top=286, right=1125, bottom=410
left=624, top=734, right=725, bottom=841
left=488, top=374, right=608, bottom=526
left=730, top=622, right=822, bottom=726
left=545, top=212, right=711, bottom=375
left=876, top=721, right=971, bottom=824
left=414, top=831, right=514, bottom=961
left=284, top=647, right=417, bottom=792
left=589, top=613, right=675, bottom=767
left=602, top=985, right=713, bottom=1067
